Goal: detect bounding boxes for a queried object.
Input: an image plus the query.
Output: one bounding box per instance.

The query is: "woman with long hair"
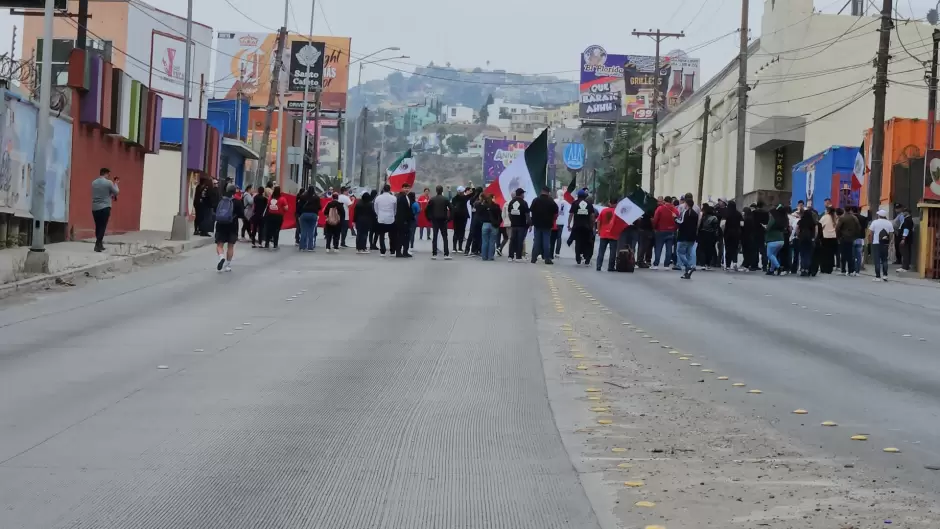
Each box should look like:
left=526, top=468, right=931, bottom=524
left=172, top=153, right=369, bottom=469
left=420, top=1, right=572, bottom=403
left=764, top=206, right=788, bottom=276
left=264, top=186, right=287, bottom=249
left=478, top=193, right=502, bottom=261
left=355, top=191, right=376, bottom=253
left=298, top=186, right=321, bottom=252
left=697, top=203, right=719, bottom=271
left=323, top=193, right=345, bottom=252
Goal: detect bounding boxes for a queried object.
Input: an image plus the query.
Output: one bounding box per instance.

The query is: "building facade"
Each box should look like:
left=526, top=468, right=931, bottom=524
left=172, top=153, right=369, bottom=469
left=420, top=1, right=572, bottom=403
left=643, top=0, right=933, bottom=208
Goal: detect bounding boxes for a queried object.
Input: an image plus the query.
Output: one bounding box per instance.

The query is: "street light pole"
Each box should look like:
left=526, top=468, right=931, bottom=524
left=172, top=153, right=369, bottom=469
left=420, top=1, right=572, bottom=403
left=299, top=0, right=317, bottom=188
left=350, top=62, right=363, bottom=183
left=24, top=0, right=56, bottom=272
left=170, top=0, right=194, bottom=241
left=275, top=0, right=289, bottom=186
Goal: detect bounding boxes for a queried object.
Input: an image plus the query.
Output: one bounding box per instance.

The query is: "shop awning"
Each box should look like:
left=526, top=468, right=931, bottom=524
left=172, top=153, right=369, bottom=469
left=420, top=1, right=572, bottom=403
left=222, top=138, right=260, bottom=160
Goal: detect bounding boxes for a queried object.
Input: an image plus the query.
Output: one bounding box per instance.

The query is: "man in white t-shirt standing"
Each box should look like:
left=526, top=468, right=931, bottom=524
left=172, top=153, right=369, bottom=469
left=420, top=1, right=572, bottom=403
left=868, top=209, right=894, bottom=282
left=338, top=186, right=353, bottom=248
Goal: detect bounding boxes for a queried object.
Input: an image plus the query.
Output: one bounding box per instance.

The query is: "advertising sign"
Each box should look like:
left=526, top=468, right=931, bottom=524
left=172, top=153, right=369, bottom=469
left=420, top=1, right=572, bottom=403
left=214, top=32, right=351, bottom=111
left=579, top=45, right=700, bottom=123
left=563, top=142, right=586, bottom=170
left=149, top=31, right=196, bottom=99
left=483, top=139, right=530, bottom=183
left=925, top=149, right=940, bottom=201
left=304, top=118, right=339, bottom=136
left=774, top=148, right=786, bottom=190
left=288, top=40, right=325, bottom=93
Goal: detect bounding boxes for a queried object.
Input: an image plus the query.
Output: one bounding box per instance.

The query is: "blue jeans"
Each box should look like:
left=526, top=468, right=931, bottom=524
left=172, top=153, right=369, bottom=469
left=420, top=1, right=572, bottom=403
left=532, top=228, right=552, bottom=263
left=854, top=238, right=864, bottom=270
left=299, top=213, right=318, bottom=250
left=874, top=243, right=889, bottom=278
left=481, top=222, right=497, bottom=260
left=676, top=241, right=695, bottom=272
left=767, top=240, right=784, bottom=271
left=654, top=231, right=675, bottom=267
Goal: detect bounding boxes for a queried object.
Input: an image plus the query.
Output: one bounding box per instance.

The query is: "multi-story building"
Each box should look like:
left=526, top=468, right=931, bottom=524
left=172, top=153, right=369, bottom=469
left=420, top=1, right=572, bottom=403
left=441, top=104, right=475, bottom=124
left=510, top=111, right=549, bottom=138
left=486, top=98, right=538, bottom=131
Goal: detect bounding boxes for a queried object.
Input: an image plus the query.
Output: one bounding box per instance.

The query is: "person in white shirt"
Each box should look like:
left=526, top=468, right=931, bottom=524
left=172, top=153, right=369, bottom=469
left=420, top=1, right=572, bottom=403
left=553, top=189, right=568, bottom=258
left=338, top=186, right=353, bottom=248
left=869, top=209, right=894, bottom=281
left=372, top=184, right=398, bottom=256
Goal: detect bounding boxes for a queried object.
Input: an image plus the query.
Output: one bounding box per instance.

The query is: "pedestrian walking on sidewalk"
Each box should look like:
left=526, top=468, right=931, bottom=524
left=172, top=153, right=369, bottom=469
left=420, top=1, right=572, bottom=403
left=338, top=186, right=353, bottom=248
left=395, top=183, right=416, bottom=258
left=478, top=193, right=502, bottom=261
left=214, top=184, right=245, bottom=272
left=530, top=186, right=558, bottom=265
left=869, top=209, right=894, bottom=281
left=373, top=185, right=397, bottom=256
left=595, top=199, right=618, bottom=272
left=263, top=186, right=287, bottom=250
left=241, top=185, right=255, bottom=241
left=298, top=187, right=321, bottom=252
left=506, top=188, right=530, bottom=263
left=354, top=191, right=375, bottom=253
left=424, top=185, right=453, bottom=260
left=91, top=168, right=119, bottom=252
left=569, top=190, right=596, bottom=266
left=323, top=193, right=345, bottom=253
left=676, top=196, right=699, bottom=279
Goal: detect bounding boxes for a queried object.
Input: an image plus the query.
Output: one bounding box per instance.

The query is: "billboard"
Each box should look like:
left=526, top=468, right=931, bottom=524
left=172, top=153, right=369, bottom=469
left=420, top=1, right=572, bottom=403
left=288, top=40, right=325, bottom=93
left=482, top=138, right=555, bottom=183
left=579, top=45, right=700, bottom=123
left=214, top=32, right=351, bottom=111
left=149, top=31, right=197, bottom=99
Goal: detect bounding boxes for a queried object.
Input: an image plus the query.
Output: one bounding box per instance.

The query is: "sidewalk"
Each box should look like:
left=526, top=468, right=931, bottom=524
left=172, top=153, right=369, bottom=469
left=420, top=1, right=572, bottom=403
left=0, top=230, right=216, bottom=297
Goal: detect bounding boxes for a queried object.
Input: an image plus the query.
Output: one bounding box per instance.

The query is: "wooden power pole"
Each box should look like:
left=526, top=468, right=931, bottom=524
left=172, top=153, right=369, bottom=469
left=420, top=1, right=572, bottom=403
left=632, top=29, right=684, bottom=199
left=867, top=0, right=893, bottom=216
left=697, top=96, right=711, bottom=205
left=734, top=0, right=749, bottom=205
left=254, top=27, right=287, bottom=185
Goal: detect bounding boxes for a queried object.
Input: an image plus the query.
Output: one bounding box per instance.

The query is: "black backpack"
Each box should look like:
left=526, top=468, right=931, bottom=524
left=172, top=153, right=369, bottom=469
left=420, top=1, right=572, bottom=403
left=878, top=228, right=891, bottom=245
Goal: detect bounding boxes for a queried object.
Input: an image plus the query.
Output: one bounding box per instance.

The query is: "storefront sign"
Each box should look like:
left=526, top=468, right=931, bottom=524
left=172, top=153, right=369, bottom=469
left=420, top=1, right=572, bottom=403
left=774, top=148, right=786, bottom=190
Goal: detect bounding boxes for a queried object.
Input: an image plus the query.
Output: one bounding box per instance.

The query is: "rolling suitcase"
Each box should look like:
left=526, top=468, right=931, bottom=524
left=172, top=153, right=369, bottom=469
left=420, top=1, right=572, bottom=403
left=616, top=248, right=635, bottom=273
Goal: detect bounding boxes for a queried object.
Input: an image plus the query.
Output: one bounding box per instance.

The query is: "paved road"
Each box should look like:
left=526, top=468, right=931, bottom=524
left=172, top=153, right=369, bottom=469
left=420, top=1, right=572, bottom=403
left=567, top=260, right=940, bottom=493
left=0, top=235, right=600, bottom=529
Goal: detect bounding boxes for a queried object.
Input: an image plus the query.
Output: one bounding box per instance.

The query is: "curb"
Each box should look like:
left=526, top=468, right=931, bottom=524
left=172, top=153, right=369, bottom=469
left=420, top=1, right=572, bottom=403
left=0, top=237, right=215, bottom=299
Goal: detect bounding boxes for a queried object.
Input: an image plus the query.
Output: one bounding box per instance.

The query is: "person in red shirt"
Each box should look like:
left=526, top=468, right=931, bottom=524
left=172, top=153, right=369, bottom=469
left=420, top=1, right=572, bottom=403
left=651, top=196, right=679, bottom=269
left=595, top=199, right=619, bottom=272
left=418, top=187, right=431, bottom=240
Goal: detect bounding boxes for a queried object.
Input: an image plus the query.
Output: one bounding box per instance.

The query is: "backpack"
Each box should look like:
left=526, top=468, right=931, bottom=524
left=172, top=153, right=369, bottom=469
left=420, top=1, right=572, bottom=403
left=215, top=196, right=234, bottom=224
left=878, top=228, right=891, bottom=245
left=327, top=206, right=341, bottom=226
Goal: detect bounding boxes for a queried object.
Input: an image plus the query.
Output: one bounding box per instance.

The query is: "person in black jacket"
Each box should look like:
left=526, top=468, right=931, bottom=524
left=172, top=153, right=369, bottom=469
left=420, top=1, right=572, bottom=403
left=676, top=197, right=699, bottom=279
left=298, top=187, right=321, bottom=252
left=354, top=192, right=375, bottom=253
left=451, top=186, right=471, bottom=252
left=506, top=188, right=530, bottom=262
left=425, top=185, right=453, bottom=259
left=529, top=186, right=559, bottom=264
left=722, top=200, right=742, bottom=270
left=464, top=187, right=484, bottom=257
left=395, top=183, right=415, bottom=258
left=568, top=190, right=596, bottom=266
left=322, top=193, right=345, bottom=252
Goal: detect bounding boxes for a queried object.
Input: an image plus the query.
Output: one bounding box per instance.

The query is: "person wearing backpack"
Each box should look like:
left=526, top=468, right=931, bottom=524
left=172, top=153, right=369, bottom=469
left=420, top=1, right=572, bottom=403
left=868, top=209, right=894, bottom=281
left=697, top=203, right=720, bottom=271
left=214, top=184, right=245, bottom=272
left=263, top=186, right=287, bottom=250
left=323, top=193, right=345, bottom=253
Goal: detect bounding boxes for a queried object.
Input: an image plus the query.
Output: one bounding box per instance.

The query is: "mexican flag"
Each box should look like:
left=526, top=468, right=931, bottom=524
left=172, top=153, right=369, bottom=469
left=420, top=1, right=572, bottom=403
left=607, top=188, right=647, bottom=239
left=563, top=173, right=577, bottom=204
left=851, top=141, right=865, bottom=192
left=387, top=149, right=416, bottom=192
left=484, top=129, right=548, bottom=206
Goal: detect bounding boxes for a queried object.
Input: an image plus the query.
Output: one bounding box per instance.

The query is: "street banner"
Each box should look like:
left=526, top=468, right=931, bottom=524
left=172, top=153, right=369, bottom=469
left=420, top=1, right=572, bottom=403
left=214, top=32, right=351, bottom=111
left=579, top=45, right=700, bottom=123
left=483, top=139, right=530, bottom=183
left=925, top=149, right=940, bottom=200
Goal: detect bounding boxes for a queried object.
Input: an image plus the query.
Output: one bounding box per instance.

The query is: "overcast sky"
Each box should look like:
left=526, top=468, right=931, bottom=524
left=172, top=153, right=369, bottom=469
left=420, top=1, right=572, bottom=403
left=0, top=0, right=933, bottom=88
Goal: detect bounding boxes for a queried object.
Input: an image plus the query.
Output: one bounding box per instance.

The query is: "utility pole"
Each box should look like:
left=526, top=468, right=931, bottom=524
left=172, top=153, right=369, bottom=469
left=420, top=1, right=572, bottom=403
left=76, top=0, right=88, bottom=49
left=299, top=0, right=317, bottom=188
left=734, top=0, right=749, bottom=205
left=310, top=88, right=322, bottom=187
left=24, top=0, right=56, bottom=273
left=11, top=26, right=16, bottom=60
left=337, top=111, right=344, bottom=181
left=632, top=29, right=684, bottom=199
left=275, top=0, right=289, bottom=187
left=170, top=0, right=194, bottom=241
left=375, top=155, right=381, bottom=190
left=927, top=29, right=940, bottom=150
left=867, top=0, right=893, bottom=217
left=697, top=96, right=711, bottom=205
left=358, top=106, right=368, bottom=187
left=254, top=27, right=287, bottom=186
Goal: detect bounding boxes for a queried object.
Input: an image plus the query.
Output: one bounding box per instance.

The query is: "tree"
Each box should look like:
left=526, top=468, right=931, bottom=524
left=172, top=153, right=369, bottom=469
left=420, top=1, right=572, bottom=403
left=603, top=124, right=648, bottom=198
left=314, top=173, right=345, bottom=193
left=446, top=135, right=469, bottom=155
left=477, top=93, right=494, bottom=124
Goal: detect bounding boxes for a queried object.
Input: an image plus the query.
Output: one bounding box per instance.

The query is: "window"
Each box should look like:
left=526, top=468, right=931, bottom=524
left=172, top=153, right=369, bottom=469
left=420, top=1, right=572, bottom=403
left=451, top=108, right=457, bottom=117
left=36, top=37, right=112, bottom=87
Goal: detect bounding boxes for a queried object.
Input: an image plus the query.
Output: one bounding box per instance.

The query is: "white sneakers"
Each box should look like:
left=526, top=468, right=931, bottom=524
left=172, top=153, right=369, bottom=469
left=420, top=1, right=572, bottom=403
left=650, top=265, right=659, bottom=271
left=431, top=255, right=437, bottom=260
left=444, top=255, right=452, bottom=260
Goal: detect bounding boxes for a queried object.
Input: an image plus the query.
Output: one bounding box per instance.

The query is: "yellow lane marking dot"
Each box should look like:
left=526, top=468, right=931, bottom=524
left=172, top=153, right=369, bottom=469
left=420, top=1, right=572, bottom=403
left=622, top=322, right=631, bottom=325
left=611, top=447, right=627, bottom=453
left=669, top=351, right=681, bottom=355
left=851, top=435, right=868, bottom=441
left=587, top=396, right=602, bottom=401
left=597, top=419, right=613, bottom=425
left=576, top=365, right=588, bottom=370
left=732, top=383, right=746, bottom=387
left=793, top=409, right=808, bottom=414
left=571, top=354, right=585, bottom=359
left=645, top=526, right=666, bottom=529
left=821, top=421, right=838, bottom=427
left=635, top=501, right=656, bottom=508
left=717, top=376, right=729, bottom=380
left=678, top=357, right=690, bottom=360
left=590, top=407, right=609, bottom=412
left=650, top=340, right=660, bottom=344
left=883, top=447, right=901, bottom=453
left=567, top=338, right=578, bottom=342
left=689, top=363, right=702, bottom=366
left=747, top=389, right=762, bottom=394
left=586, top=388, right=601, bottom=393
left=623, top=481, right=644, bottom=487
left=617, top=462, right=633, bottom=469
left=701, top=369, right=713, bottom=373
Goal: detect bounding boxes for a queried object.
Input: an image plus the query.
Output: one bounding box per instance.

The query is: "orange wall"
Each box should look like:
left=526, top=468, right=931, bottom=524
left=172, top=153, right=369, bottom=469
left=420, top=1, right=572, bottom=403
left=21, top=0, right=129, bottom=68
left=861, top=118, right=940, bottom=210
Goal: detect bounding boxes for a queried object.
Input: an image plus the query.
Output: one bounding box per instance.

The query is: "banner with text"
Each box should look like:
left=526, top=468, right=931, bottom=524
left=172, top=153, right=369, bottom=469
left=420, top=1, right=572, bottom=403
left=579, top=45, right=700, bottom=123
